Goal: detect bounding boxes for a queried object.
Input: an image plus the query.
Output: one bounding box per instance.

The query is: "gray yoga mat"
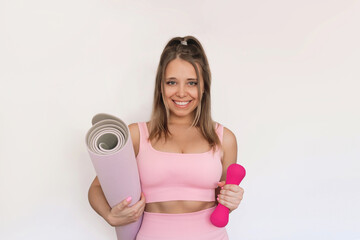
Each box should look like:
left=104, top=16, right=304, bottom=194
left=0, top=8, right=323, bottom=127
left=85, top=113, right=143, bottom=240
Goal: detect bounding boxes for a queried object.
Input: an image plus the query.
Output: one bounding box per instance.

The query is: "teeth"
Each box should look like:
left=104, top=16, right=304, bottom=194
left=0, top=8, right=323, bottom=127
left=174, top=101, right=190, bottom=106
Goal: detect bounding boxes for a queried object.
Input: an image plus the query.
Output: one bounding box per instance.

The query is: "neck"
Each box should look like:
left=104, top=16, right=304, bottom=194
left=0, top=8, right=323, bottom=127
left=168, top=113, right=195, bottom=126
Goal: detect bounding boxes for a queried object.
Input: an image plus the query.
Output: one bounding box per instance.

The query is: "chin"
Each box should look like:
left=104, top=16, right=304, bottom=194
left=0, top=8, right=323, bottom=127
left=170, top=108, right=197, bottom=117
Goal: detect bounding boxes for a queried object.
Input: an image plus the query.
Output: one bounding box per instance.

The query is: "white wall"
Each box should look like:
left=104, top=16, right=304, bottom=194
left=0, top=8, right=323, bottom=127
left=1, top=0, right=359, bottom=239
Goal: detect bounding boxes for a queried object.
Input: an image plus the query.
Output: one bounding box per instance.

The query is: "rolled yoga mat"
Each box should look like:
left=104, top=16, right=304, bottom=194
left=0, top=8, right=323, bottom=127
left=85, top=113, right=143, bottom=240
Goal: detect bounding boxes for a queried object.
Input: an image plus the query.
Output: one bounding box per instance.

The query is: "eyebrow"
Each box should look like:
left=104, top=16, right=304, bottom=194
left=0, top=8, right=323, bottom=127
left=165, top=77, right=198, bottom=81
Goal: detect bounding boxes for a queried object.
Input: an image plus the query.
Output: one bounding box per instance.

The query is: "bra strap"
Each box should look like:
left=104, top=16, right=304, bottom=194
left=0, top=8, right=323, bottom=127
left=216, top=123, right=224, bottom=144
left=137, top=122, right=150, bottom=153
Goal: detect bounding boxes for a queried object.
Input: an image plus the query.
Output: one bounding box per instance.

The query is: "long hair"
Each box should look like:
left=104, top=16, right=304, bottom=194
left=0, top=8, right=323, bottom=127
left=148, top=35, right=221, bottom=153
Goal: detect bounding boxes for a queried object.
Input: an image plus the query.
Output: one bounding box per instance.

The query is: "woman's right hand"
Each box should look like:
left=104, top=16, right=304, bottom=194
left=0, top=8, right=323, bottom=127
left=106, top=192, right=146, bottom=227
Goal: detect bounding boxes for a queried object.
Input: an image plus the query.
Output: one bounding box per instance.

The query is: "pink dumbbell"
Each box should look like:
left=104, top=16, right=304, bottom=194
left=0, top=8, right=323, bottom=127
left=210, top=163, right=246, bottom=227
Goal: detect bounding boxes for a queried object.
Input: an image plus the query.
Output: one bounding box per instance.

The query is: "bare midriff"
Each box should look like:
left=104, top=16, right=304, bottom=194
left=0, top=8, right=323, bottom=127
left=144, top=200, right=216, bottom=214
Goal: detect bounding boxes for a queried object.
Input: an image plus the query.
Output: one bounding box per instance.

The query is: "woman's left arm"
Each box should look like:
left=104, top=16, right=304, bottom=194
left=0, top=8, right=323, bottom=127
left=216, top=127, right=244, bottom=213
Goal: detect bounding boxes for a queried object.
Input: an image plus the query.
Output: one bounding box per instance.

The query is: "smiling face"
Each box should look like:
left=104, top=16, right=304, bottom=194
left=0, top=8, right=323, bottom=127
left=163, top=58, right=204, bottom=121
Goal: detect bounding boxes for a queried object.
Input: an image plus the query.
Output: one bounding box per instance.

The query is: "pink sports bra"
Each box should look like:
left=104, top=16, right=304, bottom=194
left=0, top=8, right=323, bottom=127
left=136, top=122, right=224, bottom=203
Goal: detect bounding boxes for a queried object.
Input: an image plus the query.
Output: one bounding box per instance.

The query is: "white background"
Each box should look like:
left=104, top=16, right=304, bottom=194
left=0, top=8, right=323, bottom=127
left=1, top=0, right=359, bottom=239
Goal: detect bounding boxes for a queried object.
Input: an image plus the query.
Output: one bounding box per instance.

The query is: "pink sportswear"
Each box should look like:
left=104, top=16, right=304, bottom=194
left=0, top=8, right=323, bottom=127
left=136, top=122, right=224, bottom=203
left=136, top=206, right=229, bottom=239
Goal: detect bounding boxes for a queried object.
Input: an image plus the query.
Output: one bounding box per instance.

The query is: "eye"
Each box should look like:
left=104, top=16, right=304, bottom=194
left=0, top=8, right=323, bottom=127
left=166, top=81, right=176, bottom=86
left=188, top=81, right=198, bottom=86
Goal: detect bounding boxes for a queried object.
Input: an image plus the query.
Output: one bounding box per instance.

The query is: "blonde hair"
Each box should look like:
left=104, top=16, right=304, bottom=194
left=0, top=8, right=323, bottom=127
left=148, top=36, right=221, bottom=153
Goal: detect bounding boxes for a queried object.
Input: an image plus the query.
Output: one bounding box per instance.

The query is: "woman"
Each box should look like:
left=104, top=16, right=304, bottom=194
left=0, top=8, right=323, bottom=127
left=88, top=36, right=244, bottom=239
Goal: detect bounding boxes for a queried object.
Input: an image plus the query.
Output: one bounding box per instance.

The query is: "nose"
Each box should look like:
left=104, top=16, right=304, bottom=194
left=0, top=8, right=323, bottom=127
left=176, top=84, right=187, bottom=98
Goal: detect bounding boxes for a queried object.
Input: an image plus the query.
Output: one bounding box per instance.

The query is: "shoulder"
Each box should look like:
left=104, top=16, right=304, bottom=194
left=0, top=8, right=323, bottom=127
left=215, top=124, right=238, bottom=180
left=219, top=124, right=238, bottom=164
left=223, top=126, right=237, bottom=150
left=214, top=122, right=237, bottom=145
left=128, top=122, right=140, bottom=133
left=128, top=123, right=140, bottom=156
left=128, top=123, right=140, bottom=140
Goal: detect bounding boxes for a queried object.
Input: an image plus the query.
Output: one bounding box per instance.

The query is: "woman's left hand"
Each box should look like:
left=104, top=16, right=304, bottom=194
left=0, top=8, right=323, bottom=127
left=217, top=181, right=244, bottom=213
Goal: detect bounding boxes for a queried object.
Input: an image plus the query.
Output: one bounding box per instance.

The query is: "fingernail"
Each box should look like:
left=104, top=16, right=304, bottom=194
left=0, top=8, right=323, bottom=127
left=126, top=196, right=132, bottom=202
left=221, top=187, right=224, bottom=190
left=217, top=197, right=219, bottom=201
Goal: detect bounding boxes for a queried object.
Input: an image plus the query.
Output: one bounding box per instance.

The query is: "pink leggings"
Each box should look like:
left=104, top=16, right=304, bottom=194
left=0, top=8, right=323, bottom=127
left=135, top=206, right=229, bottom=240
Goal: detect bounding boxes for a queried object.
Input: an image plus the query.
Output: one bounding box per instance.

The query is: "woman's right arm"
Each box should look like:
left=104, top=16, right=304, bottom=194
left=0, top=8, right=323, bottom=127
left=88, top=176, right=112, bottom=221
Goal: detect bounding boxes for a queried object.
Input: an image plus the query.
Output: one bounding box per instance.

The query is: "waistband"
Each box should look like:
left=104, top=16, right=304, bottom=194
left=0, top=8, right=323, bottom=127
left=137, top=206, right=228, bottom=240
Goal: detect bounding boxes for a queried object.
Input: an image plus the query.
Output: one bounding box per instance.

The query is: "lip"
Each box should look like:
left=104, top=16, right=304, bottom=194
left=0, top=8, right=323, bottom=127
left=172, top=100, right=192, bottom=108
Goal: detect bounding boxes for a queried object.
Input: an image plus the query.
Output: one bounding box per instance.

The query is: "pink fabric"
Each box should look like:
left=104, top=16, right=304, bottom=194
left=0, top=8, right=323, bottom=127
left=136, top=206, right=229, bottom=240
left=136, top=122, right=224, bottom=203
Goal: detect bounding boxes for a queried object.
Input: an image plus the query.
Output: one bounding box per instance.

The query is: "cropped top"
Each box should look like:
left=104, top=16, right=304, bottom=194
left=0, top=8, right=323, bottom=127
left=136, top=122, right=224, bottom=203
